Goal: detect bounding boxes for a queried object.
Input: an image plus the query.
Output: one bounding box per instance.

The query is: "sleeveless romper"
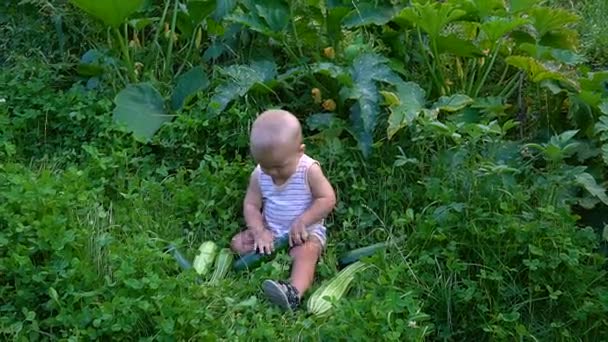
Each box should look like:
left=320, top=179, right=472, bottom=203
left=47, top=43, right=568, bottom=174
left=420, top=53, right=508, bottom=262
left=257, top=154, right=327, bottom=247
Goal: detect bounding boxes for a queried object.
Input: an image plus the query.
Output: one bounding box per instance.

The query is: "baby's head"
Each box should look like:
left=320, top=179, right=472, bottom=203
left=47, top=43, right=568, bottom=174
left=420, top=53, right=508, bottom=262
left=250, top=109, right=304, bottom=181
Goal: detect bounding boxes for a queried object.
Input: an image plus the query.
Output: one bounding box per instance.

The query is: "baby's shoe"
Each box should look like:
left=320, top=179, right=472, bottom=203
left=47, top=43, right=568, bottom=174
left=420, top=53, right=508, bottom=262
left=262, top=279, right=300, bottom=311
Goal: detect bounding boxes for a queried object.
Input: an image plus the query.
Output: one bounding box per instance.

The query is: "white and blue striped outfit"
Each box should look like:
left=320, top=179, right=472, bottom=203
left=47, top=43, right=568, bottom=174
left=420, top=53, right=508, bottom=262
left=257, top=154, right=327, bottom=246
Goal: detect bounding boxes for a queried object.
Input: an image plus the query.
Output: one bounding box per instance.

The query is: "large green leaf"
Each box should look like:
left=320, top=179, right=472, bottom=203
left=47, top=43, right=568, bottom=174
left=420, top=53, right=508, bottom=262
left=397, top=1, right=466, bottom=40
left=518, top=43, right=586, bottom=66
left=342, top=4, right=397, bottom=28
left=481, top=17, right=529, bottom=44
left=432, top=94, right=474, bottom=112
left=69, top=0, right=144, bottom=28
left=575, top=173, right=608, bottom=206
left=255, top=0, right=289, bottom=32
left=385, top=81, right=426, bottom=139
left=528, top=6, right=580, bottom=38
left=580, top=71, right=608, bottom=95
left=212, top=0, right=237, bottom=20
left=113, top=83, right=169, bottom=142
left=344, top=53, right=402, bottom=157
left=508, top=0, right=540, bottom=13
left=505, top=56, right=578, bottom=89
left=278, top=63, right=349, bottom=84
left=207, top=60, right=277, bottom=118
left=454, top=0, right=506, bottom=19
left=187, top=0, right=217, bottom=25
left=436, top=35, right=484, bottom=57
left=171, top=66, right=210, bottom=111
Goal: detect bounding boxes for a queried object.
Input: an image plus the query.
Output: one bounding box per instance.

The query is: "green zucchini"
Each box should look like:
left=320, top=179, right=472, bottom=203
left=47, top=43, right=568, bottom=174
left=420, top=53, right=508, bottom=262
left=307, top=261, right=371, bottom=316
left=167, top=244, right=192, bottom=271
left=338, top=236, right=407, bottom=268
left=338, top=242, right=388, bottom=268
left=193, top=241, right=218, bottom=276
left=233, top=235, right=289, bottom=272
left=209, top=248, right=234, bottom=284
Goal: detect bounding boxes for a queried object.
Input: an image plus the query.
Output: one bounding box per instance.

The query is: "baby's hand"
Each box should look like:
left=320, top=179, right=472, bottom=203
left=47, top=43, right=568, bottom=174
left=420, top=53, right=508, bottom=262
left=289, top=219, right=309, bottom=247
left=253, top=228, right=274, bottom=255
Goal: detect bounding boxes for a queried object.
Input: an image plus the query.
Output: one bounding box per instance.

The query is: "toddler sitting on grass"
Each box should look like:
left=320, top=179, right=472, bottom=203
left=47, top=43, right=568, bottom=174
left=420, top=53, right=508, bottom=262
left=230, top=109, right=336, bottom=311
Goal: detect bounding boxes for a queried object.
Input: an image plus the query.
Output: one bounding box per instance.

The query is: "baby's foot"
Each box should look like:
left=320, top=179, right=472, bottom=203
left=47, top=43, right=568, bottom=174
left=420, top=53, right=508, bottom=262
left=262, top=279, right=300, bottom=311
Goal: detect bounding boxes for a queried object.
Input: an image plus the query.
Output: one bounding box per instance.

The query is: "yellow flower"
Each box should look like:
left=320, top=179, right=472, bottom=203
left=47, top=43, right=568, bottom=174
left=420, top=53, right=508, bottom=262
left=311, top=88, right=322, bottom=104
left=323, top=46, right=335, bottom=59
left=322, top=99, right=336, bottom=111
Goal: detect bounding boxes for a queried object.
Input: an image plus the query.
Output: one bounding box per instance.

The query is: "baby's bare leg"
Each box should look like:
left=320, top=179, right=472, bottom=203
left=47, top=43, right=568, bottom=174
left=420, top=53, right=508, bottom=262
left=289, top=238, right=322, bottom=296
left=230, top=229, right=255, bottom=255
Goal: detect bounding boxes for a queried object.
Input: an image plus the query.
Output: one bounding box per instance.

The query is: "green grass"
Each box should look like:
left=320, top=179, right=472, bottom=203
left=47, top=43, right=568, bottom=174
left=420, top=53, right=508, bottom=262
left=2, top=0, right=608, bottom=340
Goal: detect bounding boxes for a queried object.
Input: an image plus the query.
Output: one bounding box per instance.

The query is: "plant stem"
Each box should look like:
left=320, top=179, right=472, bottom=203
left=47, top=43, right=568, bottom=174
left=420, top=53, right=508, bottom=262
left=430, top=38, right=446, bottom=95
left=288, top=1, right=304, bottom=59
left=175, top=26, right=200, bottom=77
left=473, top=41, right=501, bottom=98
left=113, top=26, right=134, bottom=83
left=164, top=0, right=180, bottom=79
left=417, top=28, right=441, bottom=97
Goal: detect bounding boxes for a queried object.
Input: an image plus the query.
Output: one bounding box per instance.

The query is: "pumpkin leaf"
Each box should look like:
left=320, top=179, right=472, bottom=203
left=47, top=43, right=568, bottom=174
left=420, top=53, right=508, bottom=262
left=345, top=53, right=402, bottom=157
left=519, top=43, right=586, bottom=66
left=69, top=0, right=144, bottom=28
left=113, top=83, right=169, bottom=142
left=342, top=4, right=397, bottom=28
left=386, top=81, right=426, bottom=139
left=396, top=1, right=466, bottom=40
left=528, top=6, right=580, bottom=38
left=432, top=94, right=474, bottom=112
left=207, top=60, right=277, bottom=118
left=481, top=17, right=529, bottom=44
left=505, top=56, right=578, bottom=89
left=436, top=34, right=484, bottom=57
left=575, top=172, right=608, bottom=206
left=171, top=66, right=210, bottom=111
left=508, top=0, right=540, bottom=13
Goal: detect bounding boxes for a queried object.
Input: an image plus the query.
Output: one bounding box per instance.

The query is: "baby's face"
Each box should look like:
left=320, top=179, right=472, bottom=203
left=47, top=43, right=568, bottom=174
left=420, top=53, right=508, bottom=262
left=254, top=143, right=303, bottom=182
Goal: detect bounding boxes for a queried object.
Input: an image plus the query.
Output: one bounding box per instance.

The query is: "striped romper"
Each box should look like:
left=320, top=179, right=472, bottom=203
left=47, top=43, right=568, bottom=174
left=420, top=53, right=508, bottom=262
left=257, top=154, right=327, bottom=247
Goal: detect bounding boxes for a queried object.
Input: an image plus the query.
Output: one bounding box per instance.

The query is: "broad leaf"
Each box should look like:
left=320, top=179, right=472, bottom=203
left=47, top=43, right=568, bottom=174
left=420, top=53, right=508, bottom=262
left=69, top=0, right=144, bottom=28
left=454, top=0, right=505, bottom=19
left=436, top=34, right=484, bottom=57
left=278, top=63, right=349, bottom=84
left=575, top=173, right=608, bottom=206
left=386, top=81, right=426, bottom=139
left=212, top=0, right=237, bottom=20
left=528, top=6, right=580, bottom=38
left=254, top=0, right=290, bottom=32
left=519, top=43, right=586, bottom=65
left=342, top=4, right=397, bottom=28
left=345, top=53, right=401, bottom=157
left=207, top=60, right=277, bottom=117
left=433, top=94, right=473, bottom=112
left=187, top=0, right=216, bottom=25
left=481, top=17, right=529, bottom=44
left=113, top=83, right=169, bottom=142
left=327, top=7, right=350, bottom=43
left=397, top=2, right=466, bottom=40
left=171, top=66, right=210, bottom=111
left=580, top=71, right=608, bottom=95
left=600, top=101, right=608, bottom=115
left=471, top=97, right=511, bottom=117
left=505, top=56, right=578, bottom=89
left=508, top=0, right=540, bottom=13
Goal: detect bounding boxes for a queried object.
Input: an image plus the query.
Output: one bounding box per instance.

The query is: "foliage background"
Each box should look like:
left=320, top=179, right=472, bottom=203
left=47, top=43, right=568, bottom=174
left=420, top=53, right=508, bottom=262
left=1, top=0, right=608, bottom=340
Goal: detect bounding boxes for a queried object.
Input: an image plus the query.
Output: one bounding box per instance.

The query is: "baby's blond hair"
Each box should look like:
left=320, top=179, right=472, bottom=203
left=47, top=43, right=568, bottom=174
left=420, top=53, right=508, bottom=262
left=250, top=109, right=302, bottom=156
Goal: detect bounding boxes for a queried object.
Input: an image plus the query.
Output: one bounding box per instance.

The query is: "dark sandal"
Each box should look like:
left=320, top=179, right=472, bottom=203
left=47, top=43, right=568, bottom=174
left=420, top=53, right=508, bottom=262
left=262, top=279, right=300, bottom=311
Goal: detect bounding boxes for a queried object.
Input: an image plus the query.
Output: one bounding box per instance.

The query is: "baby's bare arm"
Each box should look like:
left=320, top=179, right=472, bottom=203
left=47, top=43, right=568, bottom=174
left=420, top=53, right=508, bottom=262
left=297, top=163, right=336, bottom=227
left=243, top=168, right=265, bottom=231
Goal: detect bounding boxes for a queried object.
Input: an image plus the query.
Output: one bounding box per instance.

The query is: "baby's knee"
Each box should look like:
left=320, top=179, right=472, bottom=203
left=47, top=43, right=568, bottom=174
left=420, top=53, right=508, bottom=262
left=290, top=239, right=322, bottom=260
left=230, top=231, right=253, bottom=254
